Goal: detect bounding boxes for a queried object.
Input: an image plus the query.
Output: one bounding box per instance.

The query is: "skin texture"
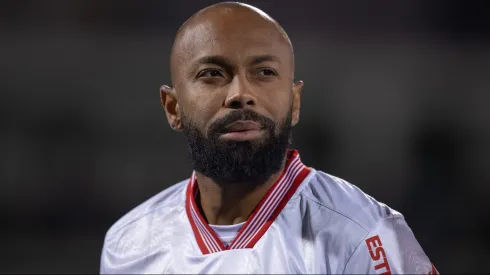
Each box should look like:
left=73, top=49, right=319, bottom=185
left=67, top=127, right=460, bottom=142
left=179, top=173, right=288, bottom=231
left=160, top=2, right=304, bottom=225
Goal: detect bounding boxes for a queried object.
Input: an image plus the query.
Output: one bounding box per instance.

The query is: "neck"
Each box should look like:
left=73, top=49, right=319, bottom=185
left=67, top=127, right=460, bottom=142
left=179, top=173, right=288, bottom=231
left=195, top=157, right=287, bottom=226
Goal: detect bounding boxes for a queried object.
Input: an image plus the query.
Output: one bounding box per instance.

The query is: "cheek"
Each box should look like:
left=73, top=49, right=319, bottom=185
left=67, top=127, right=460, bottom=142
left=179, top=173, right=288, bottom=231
left=180, top=87, right=223, bottom=130
left=260, top=88, right=293, bottom=122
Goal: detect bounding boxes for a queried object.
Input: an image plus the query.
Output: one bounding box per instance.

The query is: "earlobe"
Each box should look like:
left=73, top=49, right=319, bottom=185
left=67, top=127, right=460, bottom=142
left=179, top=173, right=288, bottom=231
left=160, top=85, right=183, bottom=131
left=291, top=81, right=304, bottom=126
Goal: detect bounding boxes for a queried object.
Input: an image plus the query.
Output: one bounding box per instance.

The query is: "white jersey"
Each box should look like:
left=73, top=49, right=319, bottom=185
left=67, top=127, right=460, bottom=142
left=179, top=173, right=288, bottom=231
left=100, top=150, right=438, bottom=274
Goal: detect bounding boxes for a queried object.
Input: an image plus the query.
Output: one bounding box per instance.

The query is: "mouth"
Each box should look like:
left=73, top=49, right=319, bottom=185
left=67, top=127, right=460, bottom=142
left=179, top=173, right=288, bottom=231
left=219, top=120, right=264, bottom=141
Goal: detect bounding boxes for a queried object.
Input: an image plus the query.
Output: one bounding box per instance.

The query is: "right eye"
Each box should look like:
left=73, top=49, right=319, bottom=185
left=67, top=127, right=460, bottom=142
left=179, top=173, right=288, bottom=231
left=197, top=69, right=224, bottom=78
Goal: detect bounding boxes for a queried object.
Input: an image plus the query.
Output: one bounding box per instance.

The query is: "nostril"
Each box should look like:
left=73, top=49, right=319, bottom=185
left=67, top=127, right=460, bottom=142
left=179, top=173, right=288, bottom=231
left=246, top=100, right=254, bottom=105
left=230, top=101, right=242, bottom=109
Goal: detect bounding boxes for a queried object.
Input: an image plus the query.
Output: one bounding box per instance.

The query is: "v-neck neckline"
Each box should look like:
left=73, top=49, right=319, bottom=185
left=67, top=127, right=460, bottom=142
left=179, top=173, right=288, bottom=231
left=185, top=149, right=311, bottom=254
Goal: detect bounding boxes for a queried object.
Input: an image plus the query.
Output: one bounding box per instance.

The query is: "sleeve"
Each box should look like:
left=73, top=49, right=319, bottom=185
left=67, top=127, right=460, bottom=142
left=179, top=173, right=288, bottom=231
left=343, top=216, right=439, bottom=274
left=99, top=235, right=109, bottom=274
left=100, top=232, right=115, bottom=275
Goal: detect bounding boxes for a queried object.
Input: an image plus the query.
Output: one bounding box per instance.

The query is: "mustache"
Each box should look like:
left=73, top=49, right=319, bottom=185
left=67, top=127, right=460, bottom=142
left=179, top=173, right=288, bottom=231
left=207, top=109, right=274, bottom=136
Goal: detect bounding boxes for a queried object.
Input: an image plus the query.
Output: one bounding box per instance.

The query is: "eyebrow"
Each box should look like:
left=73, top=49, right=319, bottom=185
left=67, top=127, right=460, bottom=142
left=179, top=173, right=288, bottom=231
left=194, top=55, right=234, bottom=72
left=248, top=54, right=281, bottom=65
left=193, top=54, right=281, bottom=71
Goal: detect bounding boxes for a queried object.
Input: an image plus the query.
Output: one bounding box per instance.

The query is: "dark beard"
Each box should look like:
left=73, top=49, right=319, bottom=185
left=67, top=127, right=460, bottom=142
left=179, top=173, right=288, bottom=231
left=182, top=109, right=292, bottom=186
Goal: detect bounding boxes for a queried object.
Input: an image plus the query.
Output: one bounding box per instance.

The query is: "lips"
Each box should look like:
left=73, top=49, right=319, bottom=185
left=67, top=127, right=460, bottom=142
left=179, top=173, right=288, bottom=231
left=221, top=120, right=262, bottom=133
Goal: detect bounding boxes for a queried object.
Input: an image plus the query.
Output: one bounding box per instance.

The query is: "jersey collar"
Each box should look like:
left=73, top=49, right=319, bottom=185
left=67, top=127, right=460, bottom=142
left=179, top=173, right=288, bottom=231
left=185, top=149, right=311, bottom=254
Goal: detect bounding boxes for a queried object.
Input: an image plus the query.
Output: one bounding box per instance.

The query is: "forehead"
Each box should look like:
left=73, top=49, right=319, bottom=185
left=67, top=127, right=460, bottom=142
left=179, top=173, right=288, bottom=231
left=175, top=16, right=292, bottom=66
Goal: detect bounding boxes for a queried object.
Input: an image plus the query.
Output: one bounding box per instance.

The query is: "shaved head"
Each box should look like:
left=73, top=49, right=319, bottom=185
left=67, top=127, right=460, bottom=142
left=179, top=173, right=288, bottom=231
left=170, top=2, right=294, bottom=87
left=161, top=2, right=303, bottom=185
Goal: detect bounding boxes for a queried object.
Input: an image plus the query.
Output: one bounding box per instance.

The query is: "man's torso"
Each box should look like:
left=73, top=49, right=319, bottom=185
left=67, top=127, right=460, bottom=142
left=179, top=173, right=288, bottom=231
left=100, top=166, right=424, bottom=274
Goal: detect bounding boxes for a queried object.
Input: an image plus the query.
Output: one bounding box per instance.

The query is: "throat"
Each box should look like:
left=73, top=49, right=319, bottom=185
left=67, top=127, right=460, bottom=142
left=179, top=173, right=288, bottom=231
left=195, top=170, right=283, bottom=225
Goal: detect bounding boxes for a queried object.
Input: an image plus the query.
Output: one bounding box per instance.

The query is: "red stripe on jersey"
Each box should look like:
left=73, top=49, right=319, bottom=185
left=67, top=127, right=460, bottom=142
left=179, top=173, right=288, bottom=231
left=190, top=200, right=219, bottom=252
left=429, top=263, right=438, bottom=274
left=187, top=174, right=226, bottom=253
left=185, top=180, right=211, bottom=254
left=185, top=149, right=311, bottom=255
left=230, top=158, right=304, bottom=249
left=243, top=162, right=310, bottom=249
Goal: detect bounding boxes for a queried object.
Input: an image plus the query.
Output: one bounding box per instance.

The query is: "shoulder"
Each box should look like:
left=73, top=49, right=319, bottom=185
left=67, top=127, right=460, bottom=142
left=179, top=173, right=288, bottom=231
left=103, top=179, right=189, bottom=242
left=100, top=179, right=189, bottom=273
left=296, top=170, right=430, bottom=273
left=298, top=169, right=403, bottom=233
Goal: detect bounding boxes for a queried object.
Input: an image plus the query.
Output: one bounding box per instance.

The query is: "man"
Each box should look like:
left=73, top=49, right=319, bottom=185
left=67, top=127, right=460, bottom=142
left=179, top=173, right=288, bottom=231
left=100, top=2, right=438, bottom=274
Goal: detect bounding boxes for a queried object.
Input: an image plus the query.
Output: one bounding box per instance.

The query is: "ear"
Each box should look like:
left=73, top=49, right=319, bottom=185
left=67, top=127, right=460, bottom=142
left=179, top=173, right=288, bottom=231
left=291, top=80, right=304, bottom=126
left=160, top=85, right=184, bottom=131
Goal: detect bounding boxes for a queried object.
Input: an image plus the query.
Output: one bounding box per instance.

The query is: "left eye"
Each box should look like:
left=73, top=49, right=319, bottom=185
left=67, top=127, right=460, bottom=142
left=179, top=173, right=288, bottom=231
left=257, top=68, right=277, bottom=76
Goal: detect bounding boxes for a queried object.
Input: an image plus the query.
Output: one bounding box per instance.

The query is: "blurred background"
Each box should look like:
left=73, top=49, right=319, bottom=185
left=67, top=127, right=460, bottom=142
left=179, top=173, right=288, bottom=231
left=1, top=0, right=489, bottom=273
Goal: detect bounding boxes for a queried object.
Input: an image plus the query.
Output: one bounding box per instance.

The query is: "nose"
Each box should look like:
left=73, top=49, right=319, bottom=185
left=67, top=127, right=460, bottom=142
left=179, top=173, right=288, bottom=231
left=224, top=75, right=257, bottom=109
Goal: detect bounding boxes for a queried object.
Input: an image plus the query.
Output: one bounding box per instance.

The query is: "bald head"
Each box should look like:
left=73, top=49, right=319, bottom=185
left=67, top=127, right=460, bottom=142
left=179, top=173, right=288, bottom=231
left=170, top=2, right=294, bottom=86
left=175, top=2, right=290, bottom=43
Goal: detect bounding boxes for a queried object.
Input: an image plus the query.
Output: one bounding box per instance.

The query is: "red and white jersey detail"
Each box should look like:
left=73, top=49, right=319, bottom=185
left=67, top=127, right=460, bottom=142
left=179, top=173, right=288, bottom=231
left=100, top=150, right=437, bottom=274
left=186, top=150, right=310, bottom=254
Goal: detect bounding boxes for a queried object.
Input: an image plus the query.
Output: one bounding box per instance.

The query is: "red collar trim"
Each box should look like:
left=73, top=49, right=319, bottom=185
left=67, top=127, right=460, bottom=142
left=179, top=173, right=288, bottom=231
left=185, top=149, right=311, bottom=254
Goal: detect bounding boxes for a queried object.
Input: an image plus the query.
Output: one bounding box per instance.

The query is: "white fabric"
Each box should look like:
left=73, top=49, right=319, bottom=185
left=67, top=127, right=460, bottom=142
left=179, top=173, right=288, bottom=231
left=209, top=222, right=245, bottom=247
left=100, top=151, right=437, bottom=274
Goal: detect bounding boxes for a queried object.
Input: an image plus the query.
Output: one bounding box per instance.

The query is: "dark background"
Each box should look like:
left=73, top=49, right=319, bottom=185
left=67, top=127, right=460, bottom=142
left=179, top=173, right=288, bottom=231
left=1, top=0, right=489, bottom=273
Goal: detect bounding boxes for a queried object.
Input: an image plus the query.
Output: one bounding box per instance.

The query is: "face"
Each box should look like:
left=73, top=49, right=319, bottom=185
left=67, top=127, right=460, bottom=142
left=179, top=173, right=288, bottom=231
left=161, top=8, right=303, bottom=185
